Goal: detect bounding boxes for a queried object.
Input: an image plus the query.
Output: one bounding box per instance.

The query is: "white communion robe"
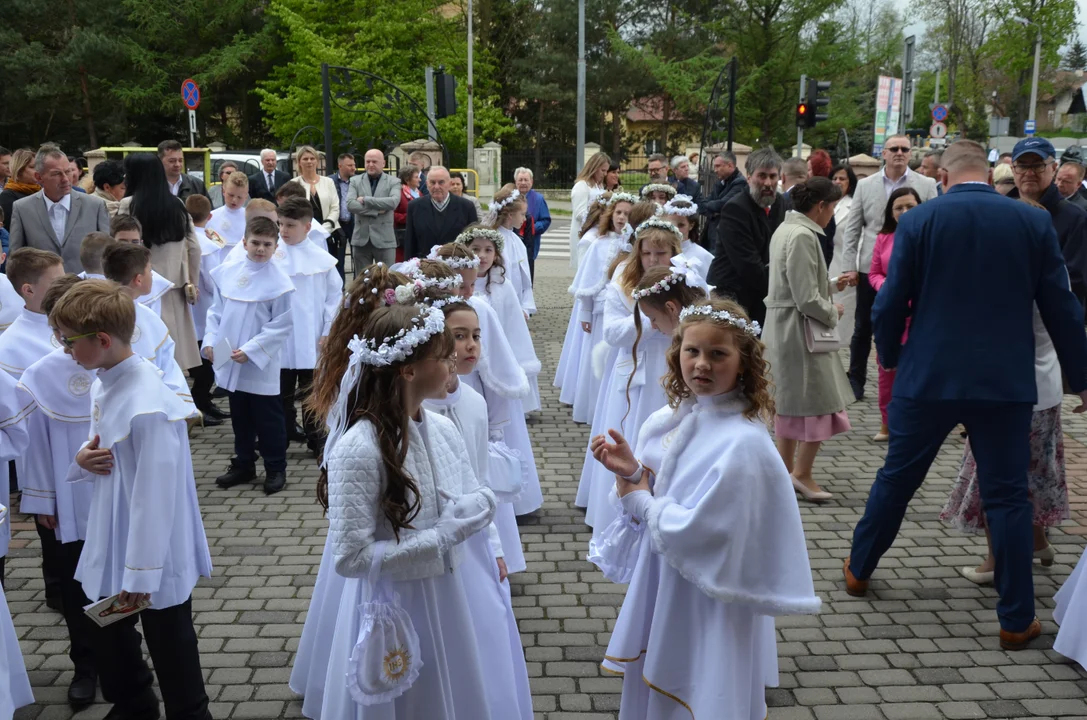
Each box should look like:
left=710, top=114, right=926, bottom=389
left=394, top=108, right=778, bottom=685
left=589, top=391, right=820, bottom=720
left=138, top=270, right=174, bottom=317
left=1054, top=547, right=1087, bottom=669
left=497, top=226, right=536, bottom=316
left=205, top=204, right=246, bottom=260
left=274, top=240, right=343, bottom=371
left=69, top=354, right=212, bottom=608
left=472, top=274, right=541, bottom=413
left=555, top=228, right=600, bottom=393
left=17, top=349, right=96, bottom=544
left=0, top=308, right=60, bottom=558
left=0, top=273, right=25, bottom=332
left=557, top=230, right=627, bottom=423
left=1, top=504, right=34, bottom=718
left=204, top=258, right=294, bottom=395
left=576, top=278, right=670, bottom=531
left=680, top=239, right=713, bottom=268
left=314, top=412, right=532, bottom=720
left=192, top=227, right=226, bottom=340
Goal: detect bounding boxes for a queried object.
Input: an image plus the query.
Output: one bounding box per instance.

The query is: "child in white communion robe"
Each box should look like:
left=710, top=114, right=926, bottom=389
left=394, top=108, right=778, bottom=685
left=1054, top=547, right=1087, bottom=670
left=588, top=298, right=820, bottom=720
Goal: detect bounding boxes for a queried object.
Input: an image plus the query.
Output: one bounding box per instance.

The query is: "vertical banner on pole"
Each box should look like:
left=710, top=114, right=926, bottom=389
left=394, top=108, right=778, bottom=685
left=873, top=76, right=903, bottom=156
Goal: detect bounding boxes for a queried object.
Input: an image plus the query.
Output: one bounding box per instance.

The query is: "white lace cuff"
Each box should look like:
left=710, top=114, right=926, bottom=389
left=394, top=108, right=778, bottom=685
left=587, top=512, right=646, bottom=584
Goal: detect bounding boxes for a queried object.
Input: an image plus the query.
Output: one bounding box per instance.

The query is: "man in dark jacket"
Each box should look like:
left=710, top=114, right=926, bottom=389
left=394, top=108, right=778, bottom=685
left=707, top=147, right=785, bottom=325
left=698, top=151, right=747, bottom=249
left=403, top=166, right=477, bottom=259
left=158, top=139, right=208, bottom=200
left=1056, top=157, right=1087, bottom=213
left=1008, top=137, right=1087, bottom=309
left=670, top=155, right=701, bottom=199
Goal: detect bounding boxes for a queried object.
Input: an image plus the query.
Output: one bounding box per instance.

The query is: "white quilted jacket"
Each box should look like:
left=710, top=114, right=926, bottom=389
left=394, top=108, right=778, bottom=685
left=327, top=410, right=494, bottom=581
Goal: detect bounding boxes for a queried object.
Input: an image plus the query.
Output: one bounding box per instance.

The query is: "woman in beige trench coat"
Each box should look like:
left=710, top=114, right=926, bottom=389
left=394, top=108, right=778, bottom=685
left=117, top=153, right=202, bottom=371
left=762, top=177, right=854, bottom=503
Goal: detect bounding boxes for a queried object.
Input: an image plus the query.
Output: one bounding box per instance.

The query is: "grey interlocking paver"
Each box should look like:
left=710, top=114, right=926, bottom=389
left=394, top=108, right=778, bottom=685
left=6, top=256, right=1087, bottom=718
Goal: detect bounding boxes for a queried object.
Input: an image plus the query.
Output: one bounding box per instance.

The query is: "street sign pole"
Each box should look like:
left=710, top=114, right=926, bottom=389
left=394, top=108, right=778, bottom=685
left=181, top=78, right=201, bottom=148
left=188, top=110, right=197, bottom=148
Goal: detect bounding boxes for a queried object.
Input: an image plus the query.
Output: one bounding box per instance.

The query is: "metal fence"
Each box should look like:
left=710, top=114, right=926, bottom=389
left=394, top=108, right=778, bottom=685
left=501, top=151, right=658, bottom=190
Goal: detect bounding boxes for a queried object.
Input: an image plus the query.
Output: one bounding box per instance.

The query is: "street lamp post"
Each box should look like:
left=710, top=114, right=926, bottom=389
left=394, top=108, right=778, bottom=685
left=1015, top=16, right=1042, bottom=128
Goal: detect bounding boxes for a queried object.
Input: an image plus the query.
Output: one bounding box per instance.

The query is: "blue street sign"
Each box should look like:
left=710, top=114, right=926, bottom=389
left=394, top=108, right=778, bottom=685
left=1024, top=120, right=1036, bottom=136
left=181, top=79, right=201, bottom=110
left=932, top=104, right=948, bottom=122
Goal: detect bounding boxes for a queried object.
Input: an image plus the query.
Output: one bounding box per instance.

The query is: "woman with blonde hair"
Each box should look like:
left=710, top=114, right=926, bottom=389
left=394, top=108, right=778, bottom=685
left=0, top=149, right=38, bottom=227
left=569, top=153, right=611, bottom=268
left=290, top=145, right=339, bottom=235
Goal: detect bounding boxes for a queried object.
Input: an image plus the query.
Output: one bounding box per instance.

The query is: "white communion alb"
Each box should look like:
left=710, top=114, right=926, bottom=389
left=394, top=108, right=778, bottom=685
left=1054, top=547, right=1087, bottom=669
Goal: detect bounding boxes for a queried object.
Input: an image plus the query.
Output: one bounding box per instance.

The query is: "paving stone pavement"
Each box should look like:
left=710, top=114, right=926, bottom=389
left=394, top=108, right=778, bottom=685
left=7, top=257, right=1087, bottom=719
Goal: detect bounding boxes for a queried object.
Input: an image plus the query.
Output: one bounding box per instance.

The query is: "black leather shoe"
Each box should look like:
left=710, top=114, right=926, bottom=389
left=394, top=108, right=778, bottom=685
left=45, top=594, right=63, bottom=612
left=201, top=413, right=224, bottom=427
left=68, top=674, right=97, bottom=708
left=287, top=423, right=307, bottom=443
left=104, top=703, right=161, bottom=720
left=263, top=471, right=287, bottom=495
left=216, top=460, right=256, bottom=488
left=203, top=404, right=230, bottom=420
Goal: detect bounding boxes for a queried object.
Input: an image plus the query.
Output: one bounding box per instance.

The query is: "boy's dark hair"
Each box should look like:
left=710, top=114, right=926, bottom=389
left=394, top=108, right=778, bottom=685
left=276, top=196, right=313, bottom=223
left=110, top=214, right=143, bottom=237
left=275, top=181, right=307, bottom=202
left=246, top=215, right=279, bottom=241
left=185, top=194, right=212, bottom=224
left=7, top=247, right=62, bottom=295
left=102, top=243, right=152, bottom=286
left=79, top=232, right=117, bottom=273
left=42, top=274, right=83, bottom=315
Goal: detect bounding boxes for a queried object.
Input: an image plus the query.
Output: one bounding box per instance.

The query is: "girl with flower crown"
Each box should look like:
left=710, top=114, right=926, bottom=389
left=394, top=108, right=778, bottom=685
left=578, top=252, right=710, bottom=531
left=423, top=244, right=544, bottom=516
left=486, top=183, right=535, bottom=316
left=662, top=194, right=713, bottom=268
left=588, top=298, right=819, bottom=720
left=574, top=221, right=682, bottom=522
left=304, top=302, right=532, bottom=719
left=556, top=192, right=638, bottom=423
left=640, top=182, right=676, bottom=206
left=461, top=225, right=543, bottom=415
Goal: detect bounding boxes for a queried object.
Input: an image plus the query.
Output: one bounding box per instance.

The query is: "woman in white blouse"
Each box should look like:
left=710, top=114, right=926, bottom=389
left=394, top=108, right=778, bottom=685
left=828, top=163, right=858, bottom=342
left=568, top=153, right=611, bottom=269
left=291, top=145, right=340, bottom=235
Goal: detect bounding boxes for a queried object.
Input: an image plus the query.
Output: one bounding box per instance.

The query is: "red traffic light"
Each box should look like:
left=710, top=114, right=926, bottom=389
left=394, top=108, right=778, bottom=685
left=798, top=103, right=809, bottom=115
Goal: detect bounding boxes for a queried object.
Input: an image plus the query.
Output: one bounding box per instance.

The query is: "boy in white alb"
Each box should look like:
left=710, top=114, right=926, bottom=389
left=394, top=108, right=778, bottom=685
left=275, top=197, right=342, bottom=455
left=16, top=274, right=101, bottom=707
left=99, top=242, right=192, bottom=399
left=204, top=216, right=294, bottom=494
left=0, top=248, right=65, bottom=594
left=0, top=265, right=23, bottom=333
left=109, top=215, right=174, bottom=317
left=60, top=280, right=213, bottom=720
left=204, top=169, right=249, bottom=258
left=275, top=181, right=330, bottom=253
left=185, top=194, right=229, bottom=423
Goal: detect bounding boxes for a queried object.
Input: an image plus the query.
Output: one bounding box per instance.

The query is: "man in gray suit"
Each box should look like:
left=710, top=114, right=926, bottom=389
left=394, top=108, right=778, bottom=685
left=840, top=134, right=938, bottom=400
left=9, top=143, right=110, bottom=273
left=347, top=148, right=401, bottom=266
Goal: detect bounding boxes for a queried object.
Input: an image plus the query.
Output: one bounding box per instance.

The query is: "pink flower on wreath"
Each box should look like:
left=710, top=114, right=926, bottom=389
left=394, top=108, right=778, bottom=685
left=383, top=288, right=397, bottom=306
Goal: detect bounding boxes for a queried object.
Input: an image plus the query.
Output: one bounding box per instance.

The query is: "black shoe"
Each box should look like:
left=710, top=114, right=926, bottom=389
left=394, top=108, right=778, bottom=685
left=211, top=387, right=229, bottom=399
left=45, top=594, right=63, bottom=612
left=202, top=404, right=230, bottom=420
left=263, top=471, right=287, bottom=495
left=201, top=413, right=224, bottom=427
left=68, top=674, right=97, bottom=709
left=849, top=378, right=865, bottom=402
left=104, top=702, right=161, bottom=720
left=287, top=423, right=307, bottom=443
left=216, top=460, right=256, bottom=488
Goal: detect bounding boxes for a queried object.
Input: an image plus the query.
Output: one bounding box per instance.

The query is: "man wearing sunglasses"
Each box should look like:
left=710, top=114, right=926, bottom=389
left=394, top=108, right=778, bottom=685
left=839, top=136, right=939, bottom=400
left=1006, top=137, right=1087, bottom=310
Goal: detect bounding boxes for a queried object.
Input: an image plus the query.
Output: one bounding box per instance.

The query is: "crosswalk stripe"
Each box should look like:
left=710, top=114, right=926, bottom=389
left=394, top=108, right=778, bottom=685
left=539, top=221, right=573, bottom=259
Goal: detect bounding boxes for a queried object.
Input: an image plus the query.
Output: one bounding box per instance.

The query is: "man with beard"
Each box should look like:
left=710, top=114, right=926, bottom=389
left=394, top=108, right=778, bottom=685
left=840, top=134, right=938, bottom=400
left=707, top=147, right=786, bottom=325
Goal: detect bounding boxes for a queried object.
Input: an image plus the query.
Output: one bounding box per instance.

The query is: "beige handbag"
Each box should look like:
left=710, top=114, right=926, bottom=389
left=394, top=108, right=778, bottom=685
left=804, top=316, right=841, bottom=353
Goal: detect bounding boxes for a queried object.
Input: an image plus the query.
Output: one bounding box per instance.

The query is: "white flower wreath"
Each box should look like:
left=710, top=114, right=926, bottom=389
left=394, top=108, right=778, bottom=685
left=607, top=191, right=639, bottom=206
left=679, top=304, right=762, bottom=337
left=492, top=189, right=522, bottom=212
left=427, top=245, right=480, bottom=269
left=640, top=183, right=677, bottom=199
left=634, top=217, right=684, bottom=241
left=662, top=194, right=698, bottom=217
left=455, top=227, right=504, bottom=253
left=630, top=255, right=714, bottom=301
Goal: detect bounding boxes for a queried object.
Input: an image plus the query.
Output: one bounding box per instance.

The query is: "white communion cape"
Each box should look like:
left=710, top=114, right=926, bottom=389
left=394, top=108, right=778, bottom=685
left=1054, top=547, right=1087, bottom=669
left=473, top=275, right=540, bottom=413
left=0, top=504, right=33, bottom=717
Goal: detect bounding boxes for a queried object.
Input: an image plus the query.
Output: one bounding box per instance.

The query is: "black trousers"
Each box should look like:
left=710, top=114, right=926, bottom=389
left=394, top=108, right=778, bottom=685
left=190, top=360, right=215, bottom=412
left=56, top=537, right=96, bottom=678
left=332, top=226, right=350, bottom=280
left=91, top=596, right=210, bottom=720
left=848, top=272, right=878, bottom=392
left=229, top=391, right=286, bottom=472
left=35, top=516, right=64, bottom=604
left=280, top=369, right=319, bottom=443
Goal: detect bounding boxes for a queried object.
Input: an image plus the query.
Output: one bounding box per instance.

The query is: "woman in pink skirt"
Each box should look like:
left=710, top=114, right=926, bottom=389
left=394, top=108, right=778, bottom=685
left=762, top=178, right=855, bottom=502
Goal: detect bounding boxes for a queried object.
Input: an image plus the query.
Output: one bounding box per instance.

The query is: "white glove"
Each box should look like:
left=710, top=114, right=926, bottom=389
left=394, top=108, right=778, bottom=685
left=434, top=489, right=496, bottom=548
left=619, top=489, right=653, bottom=521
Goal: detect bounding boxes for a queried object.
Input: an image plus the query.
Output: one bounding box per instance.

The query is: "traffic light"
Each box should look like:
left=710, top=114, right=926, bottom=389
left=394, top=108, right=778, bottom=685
left=805, top=79, right=831, bottom=127
left=435, top=68, right=457, bottom=119
left=796, top=102, right=810, bottom=128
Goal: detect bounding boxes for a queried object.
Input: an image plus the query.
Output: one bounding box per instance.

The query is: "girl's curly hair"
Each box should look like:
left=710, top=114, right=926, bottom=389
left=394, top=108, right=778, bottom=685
left=663, top=298, right=775, bottom=422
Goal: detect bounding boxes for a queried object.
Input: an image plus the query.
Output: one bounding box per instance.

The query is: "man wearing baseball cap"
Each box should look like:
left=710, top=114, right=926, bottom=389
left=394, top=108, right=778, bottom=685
left=1007, top=137, right=1087, bottom=308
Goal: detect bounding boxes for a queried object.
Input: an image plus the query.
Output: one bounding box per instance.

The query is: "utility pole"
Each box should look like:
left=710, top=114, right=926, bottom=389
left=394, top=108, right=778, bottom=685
left=467, top=0, right=474, bottom=169
left=576, top=0, right=585, bottom=171
left=1029, top=27, right=1042, bottom=125
left=934, top=61, right=941, bottom=104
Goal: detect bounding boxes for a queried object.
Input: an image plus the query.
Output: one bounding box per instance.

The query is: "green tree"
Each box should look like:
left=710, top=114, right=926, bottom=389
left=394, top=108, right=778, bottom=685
left=1065, top=39, right=1087, bottom=70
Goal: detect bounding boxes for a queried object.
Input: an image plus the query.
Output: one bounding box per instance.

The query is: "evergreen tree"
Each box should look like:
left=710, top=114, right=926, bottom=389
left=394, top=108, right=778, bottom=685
left=1066, top=39, right=1087, bottom=71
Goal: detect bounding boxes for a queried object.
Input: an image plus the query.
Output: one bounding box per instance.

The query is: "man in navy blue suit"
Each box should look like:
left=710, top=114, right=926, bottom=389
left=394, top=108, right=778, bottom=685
left=843, top=140, right=1087, bottom=650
